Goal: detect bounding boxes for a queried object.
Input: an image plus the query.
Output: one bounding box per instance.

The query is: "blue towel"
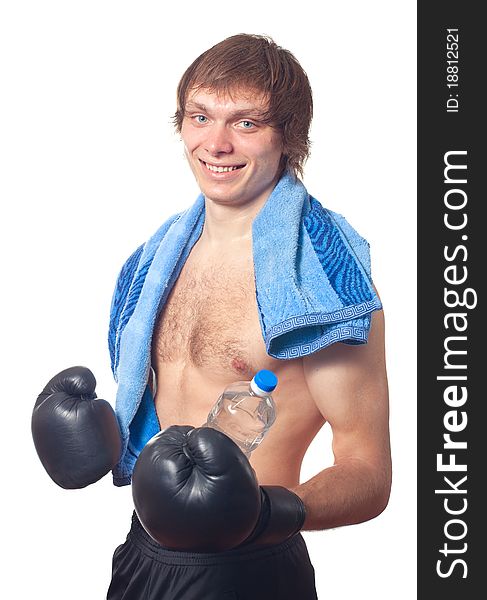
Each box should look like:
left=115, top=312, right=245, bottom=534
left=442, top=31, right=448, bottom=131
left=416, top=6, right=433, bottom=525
left=108, top=172, right=382, bottom=486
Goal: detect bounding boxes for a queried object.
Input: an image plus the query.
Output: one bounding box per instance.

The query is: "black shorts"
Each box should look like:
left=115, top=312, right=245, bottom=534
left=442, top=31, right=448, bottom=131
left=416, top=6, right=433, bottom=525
left=107, top=512, right=318, bottom=600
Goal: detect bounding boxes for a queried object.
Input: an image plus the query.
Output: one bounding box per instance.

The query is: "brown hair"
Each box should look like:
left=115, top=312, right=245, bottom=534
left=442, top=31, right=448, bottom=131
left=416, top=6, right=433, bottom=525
left=173, top=34, right=313, bottom=179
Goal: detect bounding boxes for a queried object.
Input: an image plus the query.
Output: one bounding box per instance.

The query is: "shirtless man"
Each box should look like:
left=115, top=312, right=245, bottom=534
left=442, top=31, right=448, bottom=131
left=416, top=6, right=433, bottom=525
left=152, top=86, right=390, bottom=507
left=32, top=33, right=391, bottom=600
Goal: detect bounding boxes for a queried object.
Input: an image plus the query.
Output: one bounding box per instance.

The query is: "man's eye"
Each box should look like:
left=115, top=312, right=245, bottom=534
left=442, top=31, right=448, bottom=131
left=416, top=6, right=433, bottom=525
left=239, top=120, right=255, bottom=129
left=194, top=115, right=208, bottom=124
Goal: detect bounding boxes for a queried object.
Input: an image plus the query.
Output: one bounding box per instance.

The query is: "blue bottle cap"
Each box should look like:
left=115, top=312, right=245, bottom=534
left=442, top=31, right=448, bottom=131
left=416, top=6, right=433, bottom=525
left=253, top=369, right=278, bottom=393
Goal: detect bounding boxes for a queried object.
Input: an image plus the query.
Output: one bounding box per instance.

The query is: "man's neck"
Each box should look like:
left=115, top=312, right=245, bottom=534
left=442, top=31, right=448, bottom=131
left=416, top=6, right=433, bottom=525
left=199, top=196, right=264, bottom=248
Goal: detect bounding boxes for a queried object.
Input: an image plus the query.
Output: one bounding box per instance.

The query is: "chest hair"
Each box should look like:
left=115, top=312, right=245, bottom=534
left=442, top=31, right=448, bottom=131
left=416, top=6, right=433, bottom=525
left=152, top=256, right=261, bottom=375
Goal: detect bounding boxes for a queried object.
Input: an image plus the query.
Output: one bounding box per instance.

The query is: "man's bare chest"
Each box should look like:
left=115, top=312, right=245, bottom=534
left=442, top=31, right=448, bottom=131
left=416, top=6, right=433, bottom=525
left=151, top=252, right=270, bottom=378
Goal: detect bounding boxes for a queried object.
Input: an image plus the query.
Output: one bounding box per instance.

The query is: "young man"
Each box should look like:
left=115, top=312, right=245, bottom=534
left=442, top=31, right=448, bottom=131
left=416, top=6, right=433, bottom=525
left=30, top=32, right=390, bottom=599
left=107, top=33, right=391, bottom=598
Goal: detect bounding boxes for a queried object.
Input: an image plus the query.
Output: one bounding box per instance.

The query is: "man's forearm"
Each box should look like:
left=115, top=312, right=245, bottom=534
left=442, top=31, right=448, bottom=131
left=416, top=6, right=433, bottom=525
left=289, top=457, right=391, bottom=531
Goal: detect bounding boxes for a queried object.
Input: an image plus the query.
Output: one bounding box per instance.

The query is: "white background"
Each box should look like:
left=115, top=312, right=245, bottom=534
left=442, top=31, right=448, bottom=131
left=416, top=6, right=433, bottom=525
left=0, top=1, right=416, bottom=598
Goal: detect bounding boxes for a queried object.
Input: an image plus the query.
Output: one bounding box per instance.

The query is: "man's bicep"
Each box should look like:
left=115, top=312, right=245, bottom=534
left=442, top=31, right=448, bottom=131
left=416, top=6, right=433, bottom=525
left=302, top=309, right=391, bottom=468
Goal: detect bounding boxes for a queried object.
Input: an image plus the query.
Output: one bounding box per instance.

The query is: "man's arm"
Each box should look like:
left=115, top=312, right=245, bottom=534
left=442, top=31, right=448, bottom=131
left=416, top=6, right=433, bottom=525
left=289, top=308, right=392, bottom=531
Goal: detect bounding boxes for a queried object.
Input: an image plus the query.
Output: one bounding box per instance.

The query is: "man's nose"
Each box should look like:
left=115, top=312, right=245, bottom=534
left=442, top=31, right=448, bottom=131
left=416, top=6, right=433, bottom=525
left=205, top=124, right=233, bottom=155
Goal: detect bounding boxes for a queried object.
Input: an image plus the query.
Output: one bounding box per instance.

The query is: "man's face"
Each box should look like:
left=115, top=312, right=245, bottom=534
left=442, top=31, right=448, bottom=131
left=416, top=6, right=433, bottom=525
left=181, top=87, right=283, bottom=209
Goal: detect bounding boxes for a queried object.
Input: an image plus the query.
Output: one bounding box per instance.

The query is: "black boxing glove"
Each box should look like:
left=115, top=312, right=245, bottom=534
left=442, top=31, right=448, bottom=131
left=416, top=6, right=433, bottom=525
left=242, top=485, right=306, bottom=548
left=32, top=366, right=122, bottom=489
left=132, top=426, right=305, bottom=552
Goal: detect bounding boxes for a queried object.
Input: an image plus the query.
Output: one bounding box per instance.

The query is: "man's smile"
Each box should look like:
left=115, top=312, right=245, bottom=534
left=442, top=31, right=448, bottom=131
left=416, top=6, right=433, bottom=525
left=199, top=159, right=247, bottom=175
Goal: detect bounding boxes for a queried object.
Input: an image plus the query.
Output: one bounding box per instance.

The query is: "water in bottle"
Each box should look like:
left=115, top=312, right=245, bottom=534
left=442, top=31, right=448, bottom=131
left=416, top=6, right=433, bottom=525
left=205, top=369, right=278, bottom=457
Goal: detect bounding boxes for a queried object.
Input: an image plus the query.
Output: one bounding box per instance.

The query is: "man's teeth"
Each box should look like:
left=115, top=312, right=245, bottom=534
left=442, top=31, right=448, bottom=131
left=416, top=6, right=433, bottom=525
left=205, top=162, right=240, bottom=173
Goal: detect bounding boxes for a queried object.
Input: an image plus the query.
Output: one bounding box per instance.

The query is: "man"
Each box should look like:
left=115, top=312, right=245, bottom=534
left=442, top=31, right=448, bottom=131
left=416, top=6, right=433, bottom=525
left=106, top=32, right=391, bottom=598
left=33, top=33, right=391, bottom=600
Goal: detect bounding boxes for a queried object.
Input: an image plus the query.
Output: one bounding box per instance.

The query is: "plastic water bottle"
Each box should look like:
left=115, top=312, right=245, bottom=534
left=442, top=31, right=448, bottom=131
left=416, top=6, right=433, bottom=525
left=205, top=370, right=278, bottom=457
